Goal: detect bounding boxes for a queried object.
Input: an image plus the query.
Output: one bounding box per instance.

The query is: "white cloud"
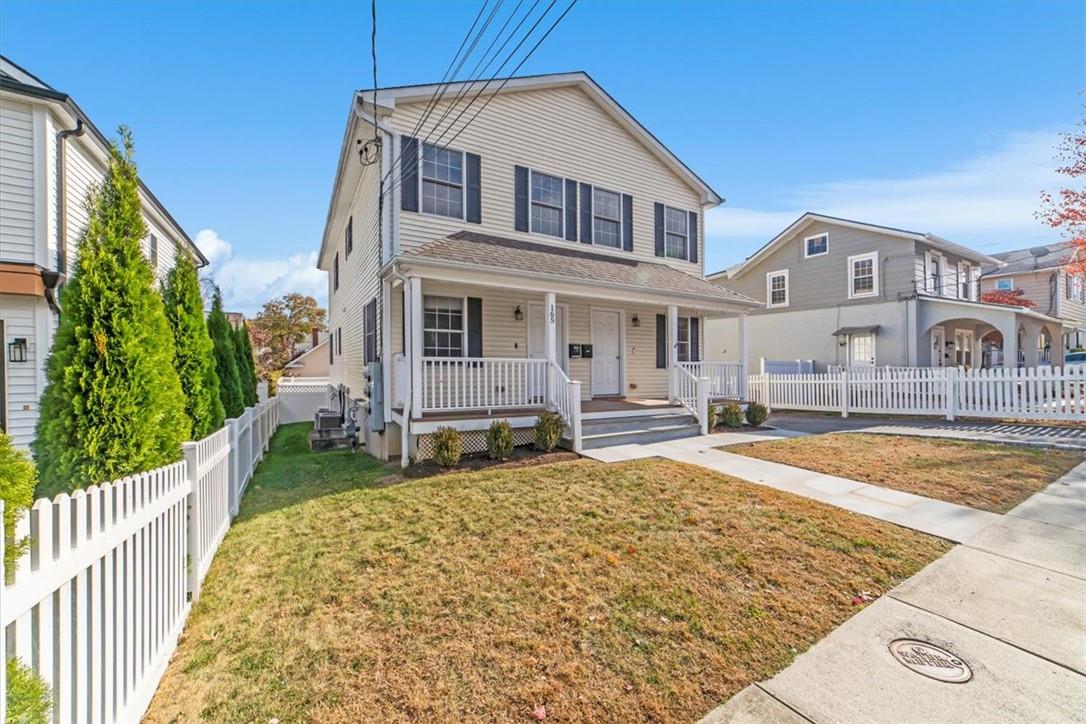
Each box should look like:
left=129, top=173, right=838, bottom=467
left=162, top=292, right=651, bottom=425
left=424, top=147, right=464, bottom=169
left=195, top=228, right=326, bottom=316
left=706, top=129, right=1067, bottom=271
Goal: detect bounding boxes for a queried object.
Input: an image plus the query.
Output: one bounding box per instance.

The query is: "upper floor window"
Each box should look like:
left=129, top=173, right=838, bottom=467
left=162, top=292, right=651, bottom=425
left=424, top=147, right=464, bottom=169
left=530, top=170, right=564, bottom=237
left=592, top=188, right=622, bottom=248
left=958, top=261, right=973, bottom=299
left=345, top=216, right=353, bottom=256
left=423, top=295, right=464, bottom=357
left=927, top=252, right=944, bottom=294
left=1071, top=275, right=1085, bottom=303
left=766, top=269, right=789, bottom=308
left=664, top=206, right=688, bottom=259
left=849, top=252, right=878, bottom=298
left=995, top=278, right=1013, bottom=291
left=333, top=253, right=339, bottom=291
left=804, top=233, right=828, bottom=258
left=421, top=143, right=464, bottom=219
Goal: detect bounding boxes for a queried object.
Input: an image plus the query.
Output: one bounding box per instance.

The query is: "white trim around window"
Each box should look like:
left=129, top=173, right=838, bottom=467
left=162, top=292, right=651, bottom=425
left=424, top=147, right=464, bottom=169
left=994, top=277, right=1014, bottom=291
left=804, top=232, right=829, bottom=258
left=422, top=294, right=466, bottom=358
left=591, top=186, right=623, bottom=249
left=847, top=251, right=879, bottom=299
left=419, top=142, right=466, bottom=220
left=766, top=269, right=789, bottom=308
left=528, top=167, right=566, bottom=238
left=663, top=205, right=689, bottom=260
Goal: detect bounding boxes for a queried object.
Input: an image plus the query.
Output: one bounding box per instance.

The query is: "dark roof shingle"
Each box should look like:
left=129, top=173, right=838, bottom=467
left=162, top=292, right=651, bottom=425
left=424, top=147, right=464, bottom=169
left=987, top=241, right=1078, bottom=275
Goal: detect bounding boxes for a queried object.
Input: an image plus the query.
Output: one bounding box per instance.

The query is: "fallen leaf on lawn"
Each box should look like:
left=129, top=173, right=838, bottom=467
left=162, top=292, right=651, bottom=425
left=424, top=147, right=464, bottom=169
left=531, top=704, right=547, bottom=720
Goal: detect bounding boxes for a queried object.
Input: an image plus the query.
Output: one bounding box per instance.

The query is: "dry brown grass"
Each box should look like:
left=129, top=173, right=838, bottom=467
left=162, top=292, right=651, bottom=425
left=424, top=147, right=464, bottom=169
left=729, top=433, right=1083, bottom=513
left=145, top=424, right=947, bottom=723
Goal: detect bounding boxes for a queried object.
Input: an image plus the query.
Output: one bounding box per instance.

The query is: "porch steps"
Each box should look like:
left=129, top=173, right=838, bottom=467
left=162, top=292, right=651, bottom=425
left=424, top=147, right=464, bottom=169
left=577, top=410, right=701, bottom=450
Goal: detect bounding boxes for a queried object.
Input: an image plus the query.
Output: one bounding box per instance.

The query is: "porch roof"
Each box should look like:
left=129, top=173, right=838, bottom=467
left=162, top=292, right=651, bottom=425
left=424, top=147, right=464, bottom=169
left=400, top=231, right=761, bottom=308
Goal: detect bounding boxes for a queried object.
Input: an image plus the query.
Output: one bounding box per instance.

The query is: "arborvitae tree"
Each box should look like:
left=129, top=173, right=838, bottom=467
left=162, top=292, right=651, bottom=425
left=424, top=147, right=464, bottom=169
left=163, top=254, right=225, bottom=438
left=33, top=128, right=189, bottom=496
left=207, top=290, right=245, bottom=418
left=234, top=322, right=258, bottom=406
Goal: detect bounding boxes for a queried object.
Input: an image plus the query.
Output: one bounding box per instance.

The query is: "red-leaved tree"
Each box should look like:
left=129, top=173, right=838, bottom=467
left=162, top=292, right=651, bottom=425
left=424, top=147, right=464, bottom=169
left=980, top=288, right=1038, bottom=308
left=1038, top=113, right=1086, bottom=275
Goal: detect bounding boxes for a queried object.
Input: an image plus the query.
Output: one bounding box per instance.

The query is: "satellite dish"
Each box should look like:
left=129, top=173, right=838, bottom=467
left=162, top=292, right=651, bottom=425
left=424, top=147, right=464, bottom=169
left=1029, top=246, right=1048, bottom=258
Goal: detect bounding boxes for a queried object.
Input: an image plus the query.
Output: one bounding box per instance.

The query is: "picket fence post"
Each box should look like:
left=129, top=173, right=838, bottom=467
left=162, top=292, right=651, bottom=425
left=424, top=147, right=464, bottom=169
left=226, top=418, right=240, bottom=517
left=183, top=441, right=202, bottom=603
left=697, top=377, right=710, bottom=435
left=840, top=368, right=850, bottom=418
left=946, top=367, right=958, bottom=421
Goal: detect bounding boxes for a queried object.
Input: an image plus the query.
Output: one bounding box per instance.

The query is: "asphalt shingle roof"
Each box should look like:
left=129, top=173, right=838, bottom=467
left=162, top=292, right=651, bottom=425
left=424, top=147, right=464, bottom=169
left=988, top=241, right=1078, bottom=275
left=404, top=231, right=760, bottom=307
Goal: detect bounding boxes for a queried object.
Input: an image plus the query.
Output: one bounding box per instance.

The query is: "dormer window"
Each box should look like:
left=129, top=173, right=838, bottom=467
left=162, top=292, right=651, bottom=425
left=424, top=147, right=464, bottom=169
left=421, top=143, right=464, bottom=219
left=804, top=233, right=828, bottom=258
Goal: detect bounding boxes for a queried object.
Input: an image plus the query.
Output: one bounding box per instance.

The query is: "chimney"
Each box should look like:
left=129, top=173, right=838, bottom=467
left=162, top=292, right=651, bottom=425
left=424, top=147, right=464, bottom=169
left=312, top=327, right=320, bottom=348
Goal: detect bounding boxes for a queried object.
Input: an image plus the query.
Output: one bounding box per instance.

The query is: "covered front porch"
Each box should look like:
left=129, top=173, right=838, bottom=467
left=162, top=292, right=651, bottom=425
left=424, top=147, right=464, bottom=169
left=917, top=296, right=1065, bottom=369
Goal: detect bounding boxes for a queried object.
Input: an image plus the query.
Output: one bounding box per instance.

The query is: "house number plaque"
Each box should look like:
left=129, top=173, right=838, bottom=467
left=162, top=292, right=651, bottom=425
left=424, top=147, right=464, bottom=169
left=888, top=639, right=972, bottom=683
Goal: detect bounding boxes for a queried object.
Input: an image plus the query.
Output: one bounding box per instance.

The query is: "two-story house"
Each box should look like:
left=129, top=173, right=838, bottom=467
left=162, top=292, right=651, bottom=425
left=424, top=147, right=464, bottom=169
left=0, top=56, right=206, bottom=448
left=980, top=241, right=1085, bottom=357
left=318, top=72, right=759, bottom=463
left=706, top=213, right=1064, bottom=372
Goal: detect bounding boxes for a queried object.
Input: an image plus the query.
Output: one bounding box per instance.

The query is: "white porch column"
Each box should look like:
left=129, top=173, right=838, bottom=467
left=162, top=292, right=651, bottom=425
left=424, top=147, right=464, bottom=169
left=545, top=291, right=557, bottom=364
left=408, top=276, right=423, bottom=419
left=667, top=304, right=679, bottom=401
left=381, top=277, right=393, bottom=423
left=737, top=313, right=749, bottom=401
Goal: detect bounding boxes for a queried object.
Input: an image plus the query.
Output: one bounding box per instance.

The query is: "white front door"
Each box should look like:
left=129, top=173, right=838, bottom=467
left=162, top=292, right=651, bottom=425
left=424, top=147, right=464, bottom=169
left=848, top=333, right=875, bottom=367
left=931, top=327, right=946, bottom=367
left=590, top=309, right=622, bottom=396
left=527, top=302, right=567, bottom=372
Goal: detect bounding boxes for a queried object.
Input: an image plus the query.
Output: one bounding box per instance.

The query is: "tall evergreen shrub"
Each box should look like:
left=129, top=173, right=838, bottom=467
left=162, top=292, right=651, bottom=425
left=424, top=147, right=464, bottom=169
left=207, top=290, right=245, bottom=418
left=234, top=322, right=258, bottom=406
left=33, top=129, right=188, bottom=496
left=162, top=255, right=225, bottom=438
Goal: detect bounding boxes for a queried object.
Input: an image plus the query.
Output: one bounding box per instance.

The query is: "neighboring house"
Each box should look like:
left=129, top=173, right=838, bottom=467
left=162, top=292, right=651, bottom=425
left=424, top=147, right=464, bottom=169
left=706, top=213, right=1064, bottom=372
left=980, top=241, right=1085, bottom=357
left=282, top=330, right=330, bottom=378
left=0, top=56, right=206, bottom=448
left=318, top=72, right=759, bottom=462
left=225, top=311, right=246, bottom=330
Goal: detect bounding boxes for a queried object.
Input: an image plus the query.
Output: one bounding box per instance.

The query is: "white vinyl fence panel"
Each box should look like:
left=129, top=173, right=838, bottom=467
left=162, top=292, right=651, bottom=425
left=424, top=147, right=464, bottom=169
left=2, top=397, right=282, bottom=724
left=276, top=377, right=332, bottom=423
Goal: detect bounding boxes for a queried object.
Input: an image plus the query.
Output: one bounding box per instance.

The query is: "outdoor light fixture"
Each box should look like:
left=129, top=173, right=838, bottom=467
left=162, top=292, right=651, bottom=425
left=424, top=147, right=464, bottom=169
left=514, top=305, right=524, bottom=321
left=631, top=315, right=640, bottom=327
left=8, top=338, right=27, bottom=363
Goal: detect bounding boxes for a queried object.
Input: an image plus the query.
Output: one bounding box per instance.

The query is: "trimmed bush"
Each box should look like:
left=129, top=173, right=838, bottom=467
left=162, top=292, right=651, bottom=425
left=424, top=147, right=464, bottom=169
left=162, top=254, right=225, bottom=438
left=0, top=432, right=36, bottom=574
left=745, top=402, right=769, bottom=427
left=534, top=411, right=564, bottom=451
left=33, top=129, right=189, bottom=497
left=720, top=402, right=744, bottom=428
left=486, top=420, right=514, bottom=461
left=234, top=323, right=258, bottom=407
left=707, top=404, right=719, bottom=430
left=7, top=658, right=52, bottom=724
left=207, top=290, right=245, bottom=419
left=431, top=426, right=462, bottom=467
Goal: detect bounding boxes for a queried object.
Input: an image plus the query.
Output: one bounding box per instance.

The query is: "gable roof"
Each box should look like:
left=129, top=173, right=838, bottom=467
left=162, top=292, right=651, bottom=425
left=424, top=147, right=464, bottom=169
left=402, top=230, right=759, bottom=307
left=714, top=212, right=1001, bottom=280
left=0, top=56, right=208, bottom=266
left=363, top=71, right=722, bottom=206
left=982, top=241, right=1079, bottom=277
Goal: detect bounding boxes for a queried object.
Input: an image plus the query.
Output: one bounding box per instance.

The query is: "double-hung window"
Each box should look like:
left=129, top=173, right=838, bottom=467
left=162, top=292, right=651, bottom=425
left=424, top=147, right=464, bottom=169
left=423, top=296, right=464, bottom=357
left=958, top=261, right=972, bottom=299
left=927, top=253, right=944, bottom=295
left=676, top=317, right=691, bottom=362
left=421, top=143, right=464, bottom=219
left=1072, top=275, right=1085, bottom=303
left=530, top=170, right=564, bottom=237
left=592, top=188, right=622, bottom=248
left=849, top=252, right=878, bottom=298
left=805, top=233, right=828, bottom=258
left=664, top=206, right=688, bottom=259
left=766, top=270, right=789, bottom=308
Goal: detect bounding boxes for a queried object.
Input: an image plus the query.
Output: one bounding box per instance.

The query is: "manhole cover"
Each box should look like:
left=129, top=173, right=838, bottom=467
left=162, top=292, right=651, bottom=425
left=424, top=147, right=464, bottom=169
left=888, top=639, right=972, bottom=683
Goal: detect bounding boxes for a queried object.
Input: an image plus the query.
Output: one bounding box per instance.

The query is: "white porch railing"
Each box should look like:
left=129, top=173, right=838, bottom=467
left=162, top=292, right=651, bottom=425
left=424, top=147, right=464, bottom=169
left=679, top=361, right=745, bottom=399
left=420, top=358, right=548, bottom=412
left=547, top=361, right=583, bottom=451
left=673, top=365, right=710, bottom=434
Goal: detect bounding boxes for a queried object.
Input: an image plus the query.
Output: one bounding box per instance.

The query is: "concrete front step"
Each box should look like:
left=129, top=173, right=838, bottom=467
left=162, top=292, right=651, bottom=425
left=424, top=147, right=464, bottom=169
left=578, top=412, right=702, bottom=450
left=580, top=412, right=696, bottom=436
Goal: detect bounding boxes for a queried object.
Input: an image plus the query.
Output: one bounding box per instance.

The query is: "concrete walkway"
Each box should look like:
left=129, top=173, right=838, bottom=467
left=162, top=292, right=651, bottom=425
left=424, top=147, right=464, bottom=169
left=768, top=411, right=1086, bottom=450
left=583, top=431, right=1000, bottom=542
left=700, top=462, right=1086, bottom=724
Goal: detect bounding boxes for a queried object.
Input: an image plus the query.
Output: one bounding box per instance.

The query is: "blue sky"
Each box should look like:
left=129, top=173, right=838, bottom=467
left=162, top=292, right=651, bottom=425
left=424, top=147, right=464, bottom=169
left=2, top=0, right=1082, bottom=314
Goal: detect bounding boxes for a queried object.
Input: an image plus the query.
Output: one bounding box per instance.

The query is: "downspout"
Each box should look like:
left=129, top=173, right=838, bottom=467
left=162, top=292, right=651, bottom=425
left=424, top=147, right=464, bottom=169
left=55, top=119, right=85, bottom=278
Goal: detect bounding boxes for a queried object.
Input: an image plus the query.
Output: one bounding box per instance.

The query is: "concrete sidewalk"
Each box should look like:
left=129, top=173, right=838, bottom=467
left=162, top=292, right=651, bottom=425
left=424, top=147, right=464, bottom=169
left=700, top=463, right=1086, bottom=724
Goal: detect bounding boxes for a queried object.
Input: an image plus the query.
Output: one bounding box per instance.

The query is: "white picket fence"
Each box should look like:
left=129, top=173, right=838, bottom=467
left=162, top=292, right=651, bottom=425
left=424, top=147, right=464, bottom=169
left=748, top=366, right=1086, bottom=421
left=1, top=397, right=281, bottom=724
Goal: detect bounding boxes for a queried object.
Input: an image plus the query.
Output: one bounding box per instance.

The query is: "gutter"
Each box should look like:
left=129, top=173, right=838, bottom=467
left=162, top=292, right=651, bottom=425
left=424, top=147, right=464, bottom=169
left=55, top=119, right=86, bottom=276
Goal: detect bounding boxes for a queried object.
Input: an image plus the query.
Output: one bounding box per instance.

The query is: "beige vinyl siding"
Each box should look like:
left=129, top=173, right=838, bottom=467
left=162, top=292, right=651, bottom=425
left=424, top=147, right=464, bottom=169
left=0, top=100, right=36, bottom=264
left=1, top=295, right=45, bottom=447
left=912, top=242, right=980, bottom=299
left=328, top=156, right=382, bottom=395
left=717, top=221, right=918, bottom=311
left=388, top=85, right=704, bottom=276
left=980, top=269, right=1063, bottom=319
left=1061, top=272, right=1086, bottom=328
left=389, top=280, right=704, bottom=402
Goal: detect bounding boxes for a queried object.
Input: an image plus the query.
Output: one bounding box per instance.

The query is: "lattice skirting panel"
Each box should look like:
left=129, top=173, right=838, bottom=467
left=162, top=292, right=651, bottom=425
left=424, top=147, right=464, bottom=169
left=416, top=427, right=536, bottom=461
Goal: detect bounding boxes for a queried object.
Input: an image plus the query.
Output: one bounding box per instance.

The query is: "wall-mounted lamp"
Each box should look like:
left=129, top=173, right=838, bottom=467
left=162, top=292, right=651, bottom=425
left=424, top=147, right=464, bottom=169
left=946, top=341, right=955, bottom=348
left=513, top=305, right=524, bottom=322
left=838, top=337, right=848, bottom=347
left=8, top=338, right=27, bottom=363
left=631, top=314, right=640, bottom=328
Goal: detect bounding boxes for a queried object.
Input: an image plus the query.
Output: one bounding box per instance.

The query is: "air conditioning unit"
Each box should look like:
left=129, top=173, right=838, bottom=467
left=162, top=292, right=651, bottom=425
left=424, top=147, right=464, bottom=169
left=314, top=410, right=340, bottom=431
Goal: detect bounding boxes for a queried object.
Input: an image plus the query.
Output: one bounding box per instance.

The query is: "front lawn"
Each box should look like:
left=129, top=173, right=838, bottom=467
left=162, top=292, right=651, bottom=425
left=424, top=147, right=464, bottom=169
left=145, top=423, right=947, bottom=723
left=729, top=433, right=1082, bottom=513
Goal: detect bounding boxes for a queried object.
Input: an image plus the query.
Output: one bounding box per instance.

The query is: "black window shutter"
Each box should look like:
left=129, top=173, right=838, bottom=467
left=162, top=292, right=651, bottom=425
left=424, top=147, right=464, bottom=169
left=466, top=153, right=482, bottom=223
left=564, top=179, right=578, bottom=241
left=654, top=202, right=665, bottom=257
left=622, top=194, right=633, bottom=251
left=328, top=332, right=333, bottom=364
left=655, top=314, right=667, bottom=368
left=467, top=297, right=483, bottom=357
left=400, top=136, right=419, bottom=212
left=690, top=317, right=700, bottom=362
left=514, top=166, right=529, bottom=232
left=579, top=183, right=593, bottom=243
left=333, top=253, right=339, bottom=290
left=688, top=210, right=699, bottom=263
